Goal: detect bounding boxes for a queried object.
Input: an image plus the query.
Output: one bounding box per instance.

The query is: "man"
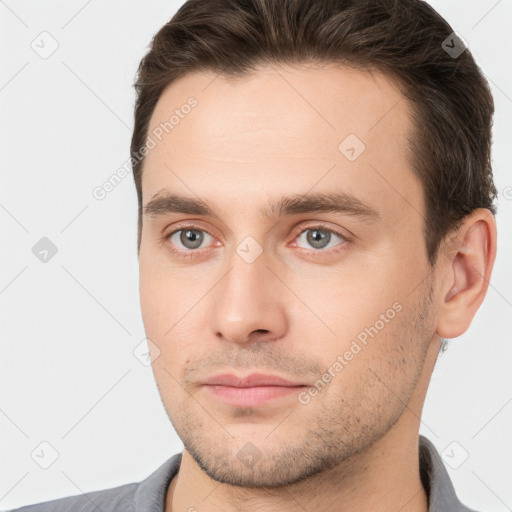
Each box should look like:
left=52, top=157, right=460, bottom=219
left=13, top=0, right=497, bottom=510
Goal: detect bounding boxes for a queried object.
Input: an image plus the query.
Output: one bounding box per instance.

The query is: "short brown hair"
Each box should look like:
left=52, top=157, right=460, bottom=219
left=131, top=0, right=497, bottom=265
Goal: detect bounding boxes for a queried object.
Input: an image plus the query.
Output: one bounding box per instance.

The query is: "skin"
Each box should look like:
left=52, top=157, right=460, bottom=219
left=137, top=62, right=496, bottom=512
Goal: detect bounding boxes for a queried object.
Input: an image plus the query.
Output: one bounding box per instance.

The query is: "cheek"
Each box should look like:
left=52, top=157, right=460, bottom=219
left=289, top=263, right=402, bottom=335
left=326, top=295, right=430, bottom=406
left=287, top=258, right=426, bottom=382
left=139, top=245, right=182, bottom=332
left=139, top=251, right=201, bottom=371
left=139, top=267, right=166, bottom=337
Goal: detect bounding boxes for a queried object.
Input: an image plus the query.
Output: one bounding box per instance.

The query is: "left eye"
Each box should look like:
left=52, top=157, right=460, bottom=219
left=294, top=227, right=345, bottom=250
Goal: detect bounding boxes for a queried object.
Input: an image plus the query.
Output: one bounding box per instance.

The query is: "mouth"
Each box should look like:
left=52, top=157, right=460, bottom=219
left=201, top=373, right=308, bottom=407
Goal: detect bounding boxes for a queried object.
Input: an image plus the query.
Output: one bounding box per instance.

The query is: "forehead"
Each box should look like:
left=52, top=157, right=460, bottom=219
left=141, top=63, right=422, bottom=225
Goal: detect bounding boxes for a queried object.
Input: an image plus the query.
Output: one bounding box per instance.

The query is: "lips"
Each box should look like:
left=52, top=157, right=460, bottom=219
left=202, top=373, right=307, bottom=407
left=203, top=373, right=303, bottom=388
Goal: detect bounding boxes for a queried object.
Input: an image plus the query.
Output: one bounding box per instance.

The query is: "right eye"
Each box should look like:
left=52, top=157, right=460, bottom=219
left=165, top=226, right=217, bottom=255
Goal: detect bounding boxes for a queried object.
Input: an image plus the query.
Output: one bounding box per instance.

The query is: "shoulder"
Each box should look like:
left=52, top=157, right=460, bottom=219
left=8, top=452, right=182, bottom=512
left=7, top=482, right=137, bottom=512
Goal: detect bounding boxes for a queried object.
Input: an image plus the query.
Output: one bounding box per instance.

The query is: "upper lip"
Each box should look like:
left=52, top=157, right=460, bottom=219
left=203, top=373, right=305, bottom=387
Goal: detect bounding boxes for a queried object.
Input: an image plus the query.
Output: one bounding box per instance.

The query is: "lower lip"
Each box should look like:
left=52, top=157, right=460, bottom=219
left=204, top=384, right=306, bottom=407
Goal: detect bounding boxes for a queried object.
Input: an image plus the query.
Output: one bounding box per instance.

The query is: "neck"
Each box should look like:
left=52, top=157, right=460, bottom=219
left=166, top=419, right=429, bottom=512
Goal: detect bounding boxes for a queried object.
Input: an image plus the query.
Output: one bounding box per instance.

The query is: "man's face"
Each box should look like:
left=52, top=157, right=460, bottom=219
left=139, top=63, right=439, bottom=487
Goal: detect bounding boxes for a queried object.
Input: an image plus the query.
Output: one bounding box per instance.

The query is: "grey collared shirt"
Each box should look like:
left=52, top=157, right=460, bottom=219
left=9, top=435, right=479, bottom=512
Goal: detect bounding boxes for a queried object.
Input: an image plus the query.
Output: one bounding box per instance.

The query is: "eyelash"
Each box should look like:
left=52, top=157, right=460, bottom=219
left=164, top=223, right=350, bottom=259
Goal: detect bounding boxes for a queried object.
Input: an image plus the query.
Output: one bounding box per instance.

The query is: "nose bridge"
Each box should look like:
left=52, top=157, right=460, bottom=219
left=211, top=239, right=287, bottom=343
left=222, top=242, right=273, bottom=315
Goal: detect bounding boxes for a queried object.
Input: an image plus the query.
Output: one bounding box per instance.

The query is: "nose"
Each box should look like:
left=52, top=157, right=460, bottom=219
left=210, top=246, right=288, bottom=345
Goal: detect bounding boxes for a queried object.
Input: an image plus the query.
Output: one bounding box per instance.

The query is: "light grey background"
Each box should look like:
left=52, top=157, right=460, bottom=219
left=0, top=0, right=511, bottom=510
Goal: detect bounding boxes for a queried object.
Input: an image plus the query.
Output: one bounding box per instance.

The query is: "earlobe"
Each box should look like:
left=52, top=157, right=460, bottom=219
left=436, top=209, right=497, bottom=339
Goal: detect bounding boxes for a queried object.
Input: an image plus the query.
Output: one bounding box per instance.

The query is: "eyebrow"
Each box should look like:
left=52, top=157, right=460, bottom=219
left=143, top=191, right=380, bottom=221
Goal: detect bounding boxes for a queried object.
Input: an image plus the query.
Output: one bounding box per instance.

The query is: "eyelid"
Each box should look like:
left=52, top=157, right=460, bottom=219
left=289, top=221, right=352, bottom=243
left=164, top=221, right=216, bottom=240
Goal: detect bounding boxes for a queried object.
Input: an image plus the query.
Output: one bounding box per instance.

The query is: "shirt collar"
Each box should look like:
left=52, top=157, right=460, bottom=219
left=419, top=434, right=476, bottom=511
left=135, top=452, right=182, bottom=512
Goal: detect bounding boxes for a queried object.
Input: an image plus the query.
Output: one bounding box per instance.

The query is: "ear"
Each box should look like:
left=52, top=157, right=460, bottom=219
left=435, top=208, right=497, bottom=339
